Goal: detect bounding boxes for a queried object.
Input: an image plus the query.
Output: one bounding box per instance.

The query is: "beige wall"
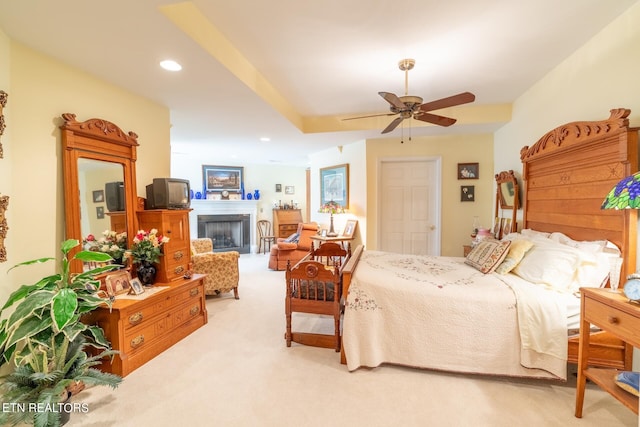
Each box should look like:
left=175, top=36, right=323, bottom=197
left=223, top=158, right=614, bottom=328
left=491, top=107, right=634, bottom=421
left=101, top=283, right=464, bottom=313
left=0, top=40, right=170, bottom=303
left=365, top=134, right=494, bottom=256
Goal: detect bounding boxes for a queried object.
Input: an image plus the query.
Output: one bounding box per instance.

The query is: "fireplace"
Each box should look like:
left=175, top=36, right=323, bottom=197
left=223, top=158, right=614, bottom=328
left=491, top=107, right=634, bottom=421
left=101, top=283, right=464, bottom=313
left=198, top=214, right=250, bottom=254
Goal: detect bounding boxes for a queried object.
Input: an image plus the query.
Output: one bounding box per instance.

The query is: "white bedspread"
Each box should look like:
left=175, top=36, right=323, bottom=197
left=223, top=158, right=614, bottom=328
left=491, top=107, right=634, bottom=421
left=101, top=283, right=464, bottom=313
left=342, top=251, right=569, bottom=379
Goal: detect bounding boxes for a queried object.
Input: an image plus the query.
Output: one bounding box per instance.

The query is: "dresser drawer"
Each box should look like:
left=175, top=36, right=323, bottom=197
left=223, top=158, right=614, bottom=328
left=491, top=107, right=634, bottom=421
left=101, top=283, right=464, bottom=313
left=164, top=258, right=189, bottom=281
left=584, top=295, right=640, bottom=340
left=124, top=317, right=169, bottom=353
left=170, top=301, right=203, bottom=329
left=172, top=282, right=203, bottom=305
left=122, top=297, right=171, bottom=331
left=279, top=224, right=298, bottom=235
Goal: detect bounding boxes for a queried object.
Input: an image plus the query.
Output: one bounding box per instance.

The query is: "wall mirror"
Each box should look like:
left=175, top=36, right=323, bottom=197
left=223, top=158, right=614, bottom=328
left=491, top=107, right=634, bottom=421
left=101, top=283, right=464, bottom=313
left=494, top=170, right=519, bottom=237
left=61, top=113, right=139, bottom=273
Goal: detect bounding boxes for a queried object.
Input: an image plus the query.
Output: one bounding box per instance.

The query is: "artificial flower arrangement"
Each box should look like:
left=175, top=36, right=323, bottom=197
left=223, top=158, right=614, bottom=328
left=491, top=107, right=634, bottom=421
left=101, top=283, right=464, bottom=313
left=318, top=200, right=345, bottom=214
left=126, top=229, right=170, bottom=265
left=83, top=230, right=128, bottom=261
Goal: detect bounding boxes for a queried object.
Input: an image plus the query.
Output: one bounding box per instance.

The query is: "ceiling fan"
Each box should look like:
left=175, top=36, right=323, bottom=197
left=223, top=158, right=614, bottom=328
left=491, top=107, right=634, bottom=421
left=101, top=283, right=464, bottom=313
left=345, top=59, right=475, bottom=134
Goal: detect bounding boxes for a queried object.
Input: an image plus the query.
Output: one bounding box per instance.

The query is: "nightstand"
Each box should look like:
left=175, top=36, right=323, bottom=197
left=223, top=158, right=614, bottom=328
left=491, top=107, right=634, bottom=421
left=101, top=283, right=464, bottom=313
left=575, top=288, right=638, bottom=417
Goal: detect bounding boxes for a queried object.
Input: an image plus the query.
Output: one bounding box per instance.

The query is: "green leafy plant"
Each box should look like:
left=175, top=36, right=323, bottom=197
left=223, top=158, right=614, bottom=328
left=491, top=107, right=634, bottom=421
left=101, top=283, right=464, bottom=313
left=0, top=239, right=123, bottom=426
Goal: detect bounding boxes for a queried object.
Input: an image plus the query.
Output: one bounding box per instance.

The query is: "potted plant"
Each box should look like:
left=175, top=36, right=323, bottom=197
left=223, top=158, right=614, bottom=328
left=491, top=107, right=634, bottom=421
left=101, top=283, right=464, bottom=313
left=0, top=239, right=123, bottom=426
left=127, top=229, right=169, bottom=285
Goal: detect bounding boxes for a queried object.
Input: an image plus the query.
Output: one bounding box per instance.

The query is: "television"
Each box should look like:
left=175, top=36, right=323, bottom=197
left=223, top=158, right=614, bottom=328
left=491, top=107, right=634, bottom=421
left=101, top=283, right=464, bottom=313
left=105, top=181, right=125, bottom=212
left=145, top=178, right=191, bottom=209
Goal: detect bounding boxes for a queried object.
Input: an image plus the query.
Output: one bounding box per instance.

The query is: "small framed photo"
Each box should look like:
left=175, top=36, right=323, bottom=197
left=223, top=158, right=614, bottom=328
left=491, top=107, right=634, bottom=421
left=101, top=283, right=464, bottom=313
left=342, top=219, right=358, bottom=238
left=129, top=278, right=145, bottom=295
left=96, top=206, right=105, bottom=219
left=461, top=185, right=475, bottom=202
left=285, top=186, right=295, bottom=195
left=105, top=271, right=131, bottom=297
left=457, top=163, right=479, bottom=179
left=92, top=189, right=104, bottom=203
left=275, top=183, right=282, bottom=192
left=320, top=229, right=328, bottom=237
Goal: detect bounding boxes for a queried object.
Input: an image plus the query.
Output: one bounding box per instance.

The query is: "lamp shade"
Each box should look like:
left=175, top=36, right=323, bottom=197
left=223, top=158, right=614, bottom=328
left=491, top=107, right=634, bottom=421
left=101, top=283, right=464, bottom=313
left=601, top=171, right=640, bottom=209
left=319, top=200, right=346, bottom=214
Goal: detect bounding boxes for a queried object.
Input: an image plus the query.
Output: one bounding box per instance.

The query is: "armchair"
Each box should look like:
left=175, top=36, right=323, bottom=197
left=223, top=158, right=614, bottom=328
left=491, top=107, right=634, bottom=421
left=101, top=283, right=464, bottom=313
left=268, top=222, right=318, bottom=271
left=191, top=238, right=239, bottom=299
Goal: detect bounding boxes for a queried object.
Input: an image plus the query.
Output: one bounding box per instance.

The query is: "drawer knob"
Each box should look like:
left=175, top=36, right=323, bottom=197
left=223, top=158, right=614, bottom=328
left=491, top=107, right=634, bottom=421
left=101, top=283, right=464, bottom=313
left=608, top=316, right=619, bottom=325
left=190, top=288, right=199, bottom=297
left=174, top=251, right=183, bottom=260
left=131, top=335, right=145, bottom=348
left=174, top=266, right=184, bottom=274
left=190, top=306, right=200, bottom=316
left=129, top=312, right=143, bottom=326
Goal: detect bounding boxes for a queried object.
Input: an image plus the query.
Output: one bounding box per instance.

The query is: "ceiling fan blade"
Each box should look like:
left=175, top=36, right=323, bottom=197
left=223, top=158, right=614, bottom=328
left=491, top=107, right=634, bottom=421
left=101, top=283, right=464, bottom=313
left=342, top=112, right=396, bottom=121
left=419, top=92, right=475, bottom=113
left=414, top=112, right=457, bottom=127
left=379, top=91, right=406, bottom=110
left=381, top=116, right=404, bottom=134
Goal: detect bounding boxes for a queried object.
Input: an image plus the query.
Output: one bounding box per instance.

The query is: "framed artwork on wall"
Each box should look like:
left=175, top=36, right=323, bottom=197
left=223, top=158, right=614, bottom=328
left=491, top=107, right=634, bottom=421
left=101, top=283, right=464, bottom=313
left=285, top=186, right=294, bottom=195
left=461, top=185, right=475, bottom=202
left=458, top=163, right=479, bottom=179
left=320, top=163, right=349, bottom=208
left=92, top=189, right=104, bottom=203
left=96, top=206, right=105, bottom=219
left=202, top=165, right=243, bottom=193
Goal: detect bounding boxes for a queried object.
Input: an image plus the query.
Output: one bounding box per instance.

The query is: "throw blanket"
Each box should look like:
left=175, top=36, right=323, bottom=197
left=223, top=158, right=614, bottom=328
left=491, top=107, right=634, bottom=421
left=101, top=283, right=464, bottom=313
left=343, top=251, right=568, bottom=379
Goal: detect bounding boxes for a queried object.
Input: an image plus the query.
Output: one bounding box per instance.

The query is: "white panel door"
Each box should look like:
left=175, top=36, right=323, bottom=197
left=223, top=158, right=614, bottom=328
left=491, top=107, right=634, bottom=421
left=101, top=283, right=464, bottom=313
left=379, top=159, right=440, bottom=255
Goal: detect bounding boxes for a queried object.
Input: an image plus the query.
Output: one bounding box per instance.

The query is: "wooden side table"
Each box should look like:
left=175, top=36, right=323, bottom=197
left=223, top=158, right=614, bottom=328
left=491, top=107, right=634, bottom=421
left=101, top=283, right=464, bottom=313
left=575, top=288, right=638, bottom=417
left=310, top=235, right=354, bottom=250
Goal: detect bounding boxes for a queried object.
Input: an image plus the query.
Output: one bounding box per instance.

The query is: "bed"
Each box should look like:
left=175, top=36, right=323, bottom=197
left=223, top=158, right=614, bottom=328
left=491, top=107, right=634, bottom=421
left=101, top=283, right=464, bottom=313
left=340, top=108, right=638, bottom=379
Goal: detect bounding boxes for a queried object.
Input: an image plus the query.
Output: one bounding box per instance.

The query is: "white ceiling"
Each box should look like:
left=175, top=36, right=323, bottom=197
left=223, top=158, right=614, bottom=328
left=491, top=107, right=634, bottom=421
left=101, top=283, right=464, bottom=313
left=0, top=1, right=637, bottom=165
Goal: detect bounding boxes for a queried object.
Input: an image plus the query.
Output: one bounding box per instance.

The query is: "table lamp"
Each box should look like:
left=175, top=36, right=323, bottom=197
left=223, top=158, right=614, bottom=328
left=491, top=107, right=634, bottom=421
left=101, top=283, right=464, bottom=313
left=601, top=171, right=640, bottom=295
left=319, top=200, right=345, bottom=237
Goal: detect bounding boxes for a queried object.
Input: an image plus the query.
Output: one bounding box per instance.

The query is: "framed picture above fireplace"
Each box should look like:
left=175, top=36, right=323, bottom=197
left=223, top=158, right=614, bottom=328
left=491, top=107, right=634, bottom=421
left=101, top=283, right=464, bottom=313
left=203, top=165, right=244, bottom=194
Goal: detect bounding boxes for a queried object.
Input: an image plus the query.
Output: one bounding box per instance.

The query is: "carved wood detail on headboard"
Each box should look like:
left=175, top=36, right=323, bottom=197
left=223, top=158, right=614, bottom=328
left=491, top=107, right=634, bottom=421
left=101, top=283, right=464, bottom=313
left=520, top=108, right=639, bottom=282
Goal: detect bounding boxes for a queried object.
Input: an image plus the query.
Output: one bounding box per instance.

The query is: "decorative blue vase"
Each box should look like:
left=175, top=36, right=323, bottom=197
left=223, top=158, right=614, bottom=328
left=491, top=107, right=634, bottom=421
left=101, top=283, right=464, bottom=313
left=253, top=189, right=260, bottom=200
left=241, top=183, right=245, bottom=200
left=246, top=193, right=252, bottom=200
left=195, top=192, right=202, bottom=199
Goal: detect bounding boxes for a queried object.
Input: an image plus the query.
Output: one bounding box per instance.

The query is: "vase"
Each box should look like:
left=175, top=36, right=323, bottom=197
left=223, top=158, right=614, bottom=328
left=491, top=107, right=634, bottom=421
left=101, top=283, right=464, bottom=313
left=253, top=189, right=260, bottom=200
left=246, top=193, right=252, bottom=200
left=136, top=261, right=157, bottom=286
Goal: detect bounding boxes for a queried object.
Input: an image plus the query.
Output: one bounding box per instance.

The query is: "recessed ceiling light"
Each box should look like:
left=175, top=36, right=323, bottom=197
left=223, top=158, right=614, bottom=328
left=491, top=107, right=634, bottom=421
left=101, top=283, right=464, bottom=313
left=260, top=137, right=271, bottom=142
left=160, top=60, right=182, bottom=71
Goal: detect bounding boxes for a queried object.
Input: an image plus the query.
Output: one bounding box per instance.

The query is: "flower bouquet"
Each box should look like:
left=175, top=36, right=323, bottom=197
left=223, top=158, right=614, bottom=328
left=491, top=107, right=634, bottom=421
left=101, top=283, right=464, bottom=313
left=83, top=230, right=128, bottom=265
left=126, top=229, right=169, bottom=286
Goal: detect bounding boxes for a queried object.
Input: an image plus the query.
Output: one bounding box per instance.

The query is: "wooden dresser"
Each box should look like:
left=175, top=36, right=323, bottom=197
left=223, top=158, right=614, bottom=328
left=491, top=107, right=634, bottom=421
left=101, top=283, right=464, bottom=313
left=85, top=274, right=207, bottom=377
left=273, top=208, right=302, bottom=238
left=137, top=209, right=191, bottom=282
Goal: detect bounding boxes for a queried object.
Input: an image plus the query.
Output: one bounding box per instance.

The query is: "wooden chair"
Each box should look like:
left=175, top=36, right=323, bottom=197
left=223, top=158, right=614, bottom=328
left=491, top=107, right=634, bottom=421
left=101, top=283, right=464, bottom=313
left=257, top=219, right=276, bottom=254
left=285, top=259, right=342, bottom=352
left=310, top=242, right=350, bottom=269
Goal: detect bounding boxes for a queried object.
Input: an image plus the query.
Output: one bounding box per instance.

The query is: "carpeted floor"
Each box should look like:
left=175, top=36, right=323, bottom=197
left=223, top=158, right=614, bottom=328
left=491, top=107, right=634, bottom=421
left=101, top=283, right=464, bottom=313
left=69, top=253, right=636, bottom=427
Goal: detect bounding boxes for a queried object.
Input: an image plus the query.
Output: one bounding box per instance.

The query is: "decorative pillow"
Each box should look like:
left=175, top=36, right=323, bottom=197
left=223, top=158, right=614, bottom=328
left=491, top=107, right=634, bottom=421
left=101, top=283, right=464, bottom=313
left=495, top=239, right=534, bottom=274
left=465, top=239, right=512, bottom=274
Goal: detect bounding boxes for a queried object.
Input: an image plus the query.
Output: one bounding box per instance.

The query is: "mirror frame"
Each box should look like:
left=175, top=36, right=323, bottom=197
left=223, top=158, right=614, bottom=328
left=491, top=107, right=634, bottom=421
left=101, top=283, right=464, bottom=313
left=495, top=170, right=519, bottom=237
left=60, top=113, right=139, bottom=273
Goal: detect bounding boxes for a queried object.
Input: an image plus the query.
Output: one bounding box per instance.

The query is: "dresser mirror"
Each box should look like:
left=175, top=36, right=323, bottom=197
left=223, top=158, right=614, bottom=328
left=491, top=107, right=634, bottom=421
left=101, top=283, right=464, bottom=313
left=61, top=113, right=139, bottom=273
left=494, top=170, right=519, bottom=237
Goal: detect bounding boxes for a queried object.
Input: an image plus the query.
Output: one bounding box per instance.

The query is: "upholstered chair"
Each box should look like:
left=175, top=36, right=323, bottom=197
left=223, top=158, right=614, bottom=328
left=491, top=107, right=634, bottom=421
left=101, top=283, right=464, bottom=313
left=190, top=238, right=239, bottom=299
left=268, top=222, right=319, bottom=271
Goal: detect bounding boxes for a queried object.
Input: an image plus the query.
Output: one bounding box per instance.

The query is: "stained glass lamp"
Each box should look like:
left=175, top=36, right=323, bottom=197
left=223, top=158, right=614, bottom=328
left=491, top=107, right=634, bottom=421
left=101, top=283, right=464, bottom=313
left=601, top=172, right=640, bottom=209
left=319, top=200, right=345, bottom=237
left=601, top=171, right=640, bottom=293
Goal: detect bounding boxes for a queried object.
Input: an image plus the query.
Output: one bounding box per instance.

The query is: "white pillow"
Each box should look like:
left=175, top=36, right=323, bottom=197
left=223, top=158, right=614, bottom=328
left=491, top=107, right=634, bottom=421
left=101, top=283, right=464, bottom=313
left=521, top=229, right=551, bottom=239
left=512, top=239, right=585, bottom=292
left=549, top=232, right=606, bottom=253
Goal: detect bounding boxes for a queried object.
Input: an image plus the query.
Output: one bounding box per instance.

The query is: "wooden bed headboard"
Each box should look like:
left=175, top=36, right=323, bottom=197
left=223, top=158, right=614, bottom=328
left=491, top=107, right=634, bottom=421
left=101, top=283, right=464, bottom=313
left=520, top=108, right=639, bottom=281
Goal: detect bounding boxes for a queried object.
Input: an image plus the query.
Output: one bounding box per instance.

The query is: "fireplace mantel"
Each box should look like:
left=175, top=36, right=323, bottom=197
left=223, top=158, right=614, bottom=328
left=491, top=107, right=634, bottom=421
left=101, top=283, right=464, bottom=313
left=189, top=200, right=258, bottom=253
